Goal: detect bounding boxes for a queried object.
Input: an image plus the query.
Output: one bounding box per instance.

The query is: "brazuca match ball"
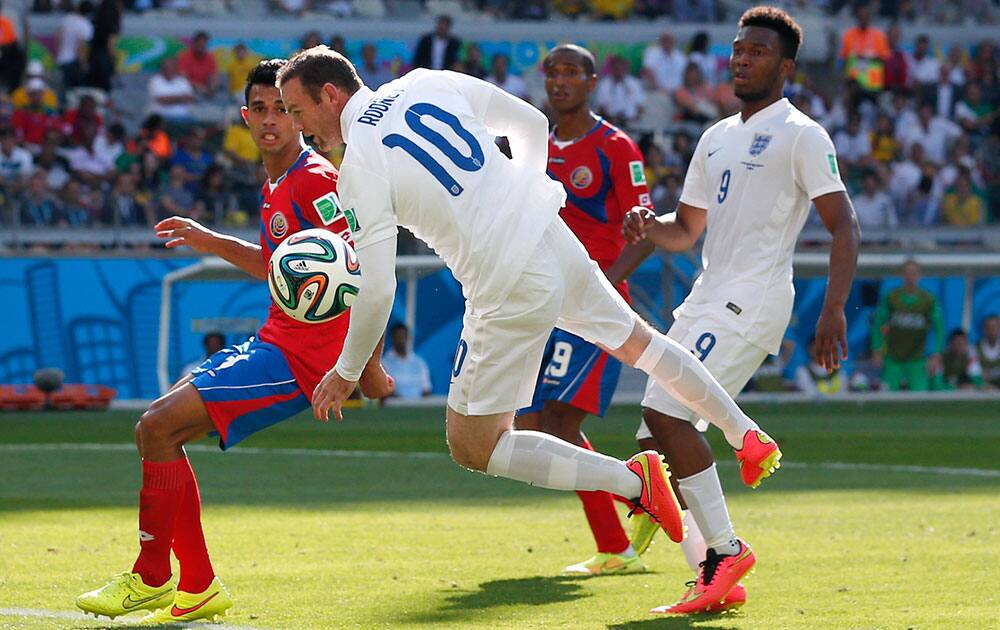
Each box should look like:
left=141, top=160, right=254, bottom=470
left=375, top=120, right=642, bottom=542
left=267, top=228, right=361, bottom=323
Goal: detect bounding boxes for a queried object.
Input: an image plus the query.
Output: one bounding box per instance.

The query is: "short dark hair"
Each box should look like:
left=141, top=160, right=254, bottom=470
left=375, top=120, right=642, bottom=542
left=244, top=58, right=287, bottom=106
left=276, top=45, right=362, bottom=102
left=391, top=322, right=409, bottom=335
left=194, top=30, right=210, bottom=42
left=543, top=44, right=596, bottom=76
left=739, top=6, right=803, bottom=60
left=947, top=328, right=967, bottom=342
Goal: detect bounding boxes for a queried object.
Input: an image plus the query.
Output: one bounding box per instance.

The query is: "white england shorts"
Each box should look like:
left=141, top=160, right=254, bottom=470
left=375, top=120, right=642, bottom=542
left=447, top=219, right=636, bottom=416
left=636, top=304, right=769, bottom=439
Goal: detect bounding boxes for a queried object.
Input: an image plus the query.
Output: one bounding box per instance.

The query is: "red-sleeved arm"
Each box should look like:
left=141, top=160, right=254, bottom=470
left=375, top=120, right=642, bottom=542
left=608, top=133, right=653, bottom=225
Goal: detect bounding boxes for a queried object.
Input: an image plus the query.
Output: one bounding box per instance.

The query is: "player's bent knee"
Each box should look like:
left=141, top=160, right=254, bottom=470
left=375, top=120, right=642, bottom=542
left=446, top=439, right=490, bottom=472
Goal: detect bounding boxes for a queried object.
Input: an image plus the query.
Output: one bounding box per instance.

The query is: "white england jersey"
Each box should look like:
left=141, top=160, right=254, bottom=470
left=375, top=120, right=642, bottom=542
left=679, top=98, right=845, bottom=353
left=338, top=69, right=566, bottom=306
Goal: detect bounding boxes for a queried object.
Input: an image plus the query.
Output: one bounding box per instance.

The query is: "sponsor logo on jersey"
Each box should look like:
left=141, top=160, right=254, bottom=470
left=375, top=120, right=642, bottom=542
left=344, top=207, right=362, bottom=233
left=629, top=161, right=646, bottom=186
left=312, top=192, right=344, bottom=226
left=269, top=211, right=288, bottom=239
left=570, top=166, right=593, bottom=189
left=749, top=134, right=772, bottom=156
left=827, top=153, right=839, bottom=176
left=726, top=302, right=743, bottom=315
left=638, top=192, right=652, bottom=207
left=549, top=157, right=566, bottom=164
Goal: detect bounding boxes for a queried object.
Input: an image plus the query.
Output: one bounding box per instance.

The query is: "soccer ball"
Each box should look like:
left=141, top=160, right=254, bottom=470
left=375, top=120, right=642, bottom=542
left=267, top=228, right=361, bottom=323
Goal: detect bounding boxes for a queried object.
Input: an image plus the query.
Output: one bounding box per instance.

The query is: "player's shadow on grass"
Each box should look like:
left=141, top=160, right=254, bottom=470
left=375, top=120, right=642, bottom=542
left=400, top=575, right=592, bottom=624
left=607, top=615, right=742, bottom=630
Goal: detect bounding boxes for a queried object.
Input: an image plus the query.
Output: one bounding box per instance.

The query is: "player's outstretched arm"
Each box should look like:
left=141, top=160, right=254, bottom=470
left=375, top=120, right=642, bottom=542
left=155, top=216, right=267, bottom=280
left=313, top=234, right=398, bottom=422
left=623, top=203, right=706, bottom=253
left=813, top=191, right=861, bottom=372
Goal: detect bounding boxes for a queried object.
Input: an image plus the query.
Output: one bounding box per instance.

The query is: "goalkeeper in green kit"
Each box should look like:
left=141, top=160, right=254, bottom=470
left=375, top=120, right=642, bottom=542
left=871, top=260, right=945, bottom=391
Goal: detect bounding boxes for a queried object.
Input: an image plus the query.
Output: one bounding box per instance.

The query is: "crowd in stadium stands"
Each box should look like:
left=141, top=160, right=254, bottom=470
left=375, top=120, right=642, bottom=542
left=0, top=2, right=999, bottom=240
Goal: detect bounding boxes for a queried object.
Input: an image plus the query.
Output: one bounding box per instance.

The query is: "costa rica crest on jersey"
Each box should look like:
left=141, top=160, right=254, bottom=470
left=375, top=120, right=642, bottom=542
left=570, top=166, right=593, bottom=189
left=269, top=211, right=288, bottom=239
left=749, top=134, right=772, bottom=156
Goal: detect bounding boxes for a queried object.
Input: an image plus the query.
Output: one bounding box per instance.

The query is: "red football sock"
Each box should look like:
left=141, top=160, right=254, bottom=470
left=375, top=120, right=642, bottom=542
left=132, top=459, right=189, bottom=587
left=576, top=438, right=630, bottom=554
left=172, top=458, right=215, bottom=593
left=580, top=437, right=632, bottom=508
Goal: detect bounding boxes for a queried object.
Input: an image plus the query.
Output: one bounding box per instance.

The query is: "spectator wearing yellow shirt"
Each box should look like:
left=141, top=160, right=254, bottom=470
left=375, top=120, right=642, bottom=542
left=940, top=169, right=987, bottom=226
left=11, top=61, right=59, bottom=110
left=224, top=42, right=261, bottom=102
left=869, top=113, right=898, bottom=164
left=591, top=0, right=634, bottom=19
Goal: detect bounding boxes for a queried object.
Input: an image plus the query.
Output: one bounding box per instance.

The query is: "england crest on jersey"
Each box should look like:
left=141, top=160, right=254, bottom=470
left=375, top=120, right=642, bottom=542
left=749, top=134, right=772, bottom=156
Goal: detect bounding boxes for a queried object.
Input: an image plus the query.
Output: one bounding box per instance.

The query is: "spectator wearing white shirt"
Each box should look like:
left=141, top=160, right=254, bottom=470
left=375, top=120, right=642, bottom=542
left=853, top=171, right=898, bottom=230
left=594, top=54, right=645, bottom=127
left=833, top=114, right=872, bottom=174
left=0, top=127, right=33, bottom=197
left=56, top=1, right=93, bottom=89
left=686, top=31, right=717, bottom=86
left=642, top=31, right=687, bottom=93
left=888, top=142, right=926, bottom=208
left=908, top=35, right=940, bottom=88
left=147, top=56, right=197, bottom=121
left=60, top=120, right=114, bottom=186
left=896, top=102, right=962, bottom=166
left=486, top=53, right=528, bottom=101
left=381, top=323, right=432, bottom=400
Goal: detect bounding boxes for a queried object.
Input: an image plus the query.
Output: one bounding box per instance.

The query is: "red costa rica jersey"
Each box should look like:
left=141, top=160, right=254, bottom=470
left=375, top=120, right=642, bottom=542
left=547, top=118, right=652, bottom=299
left=257, top=148, right=358, bottom=398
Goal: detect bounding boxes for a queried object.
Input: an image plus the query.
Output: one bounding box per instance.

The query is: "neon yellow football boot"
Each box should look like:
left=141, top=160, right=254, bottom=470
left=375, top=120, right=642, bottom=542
left=139, top=576, right=233, bottom=624
left=562, top=551, right=646, bottom=576
left=75, top=572, right=175, bottom=619
left=629, top=510, right=661, bottom=556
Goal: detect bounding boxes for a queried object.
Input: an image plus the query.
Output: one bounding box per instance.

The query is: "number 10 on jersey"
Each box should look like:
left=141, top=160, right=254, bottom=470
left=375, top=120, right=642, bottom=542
left=382, top=102, right=484, bottom=196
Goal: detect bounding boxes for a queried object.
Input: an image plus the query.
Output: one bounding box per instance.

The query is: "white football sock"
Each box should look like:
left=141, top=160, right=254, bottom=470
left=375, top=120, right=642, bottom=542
left=677, top=464, right=740, bottom=556
left=486, top=430, right=642, bottom=498
left=634, top=335, right=758, bottom=449
left=679, top=510, right=708, bottom=573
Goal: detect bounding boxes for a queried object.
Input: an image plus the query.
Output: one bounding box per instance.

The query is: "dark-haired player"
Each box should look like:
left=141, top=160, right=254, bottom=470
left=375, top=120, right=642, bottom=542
left=624, top=7, right=860, bottom=614
left=75, top=59, right=392, bottom=623
left=515, top=44, right=656, bottom=577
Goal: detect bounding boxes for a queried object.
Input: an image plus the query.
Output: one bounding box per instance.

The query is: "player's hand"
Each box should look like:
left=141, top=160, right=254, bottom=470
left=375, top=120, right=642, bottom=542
left=814, top=307, right=848, bottom=373
left=155, top=216, right=217, bottom=253
left=623, top=206, right=657, bottom=244
left=359, top=362, right=395, bottom=399
left=312, top=368, right=357, bottom=422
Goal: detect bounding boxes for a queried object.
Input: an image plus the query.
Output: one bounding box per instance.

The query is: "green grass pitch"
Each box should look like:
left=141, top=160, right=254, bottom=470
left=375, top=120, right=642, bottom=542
left=1, top=401, right=998, bottom=629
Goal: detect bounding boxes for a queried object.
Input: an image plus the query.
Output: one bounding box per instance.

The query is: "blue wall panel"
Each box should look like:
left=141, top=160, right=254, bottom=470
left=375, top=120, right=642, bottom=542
left=1, top=257, right=997, bottom=398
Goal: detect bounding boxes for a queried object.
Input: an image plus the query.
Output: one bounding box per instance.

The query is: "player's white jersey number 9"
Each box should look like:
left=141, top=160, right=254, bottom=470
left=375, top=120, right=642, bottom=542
left=382, top=102, right=484, bottom=197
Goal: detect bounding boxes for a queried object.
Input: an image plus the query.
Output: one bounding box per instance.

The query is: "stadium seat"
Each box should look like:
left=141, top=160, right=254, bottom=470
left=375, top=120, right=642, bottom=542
left=0, top=385, right=46, bottom=411
left=49, top=384, right=117, bottom=411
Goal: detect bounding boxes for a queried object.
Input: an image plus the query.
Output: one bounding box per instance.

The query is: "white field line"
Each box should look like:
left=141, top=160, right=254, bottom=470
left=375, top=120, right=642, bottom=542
left=0, top=607, right=265, bottom=629
left=2, top=443, right=999, bottom=478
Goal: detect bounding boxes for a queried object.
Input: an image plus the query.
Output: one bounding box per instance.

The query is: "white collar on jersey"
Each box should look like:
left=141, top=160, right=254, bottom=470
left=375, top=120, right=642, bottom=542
left=739, top=97, right=790, bottom=126
left=340, top=85, right=376, bottom=139
left=268, top=141, right=311, bottom=191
